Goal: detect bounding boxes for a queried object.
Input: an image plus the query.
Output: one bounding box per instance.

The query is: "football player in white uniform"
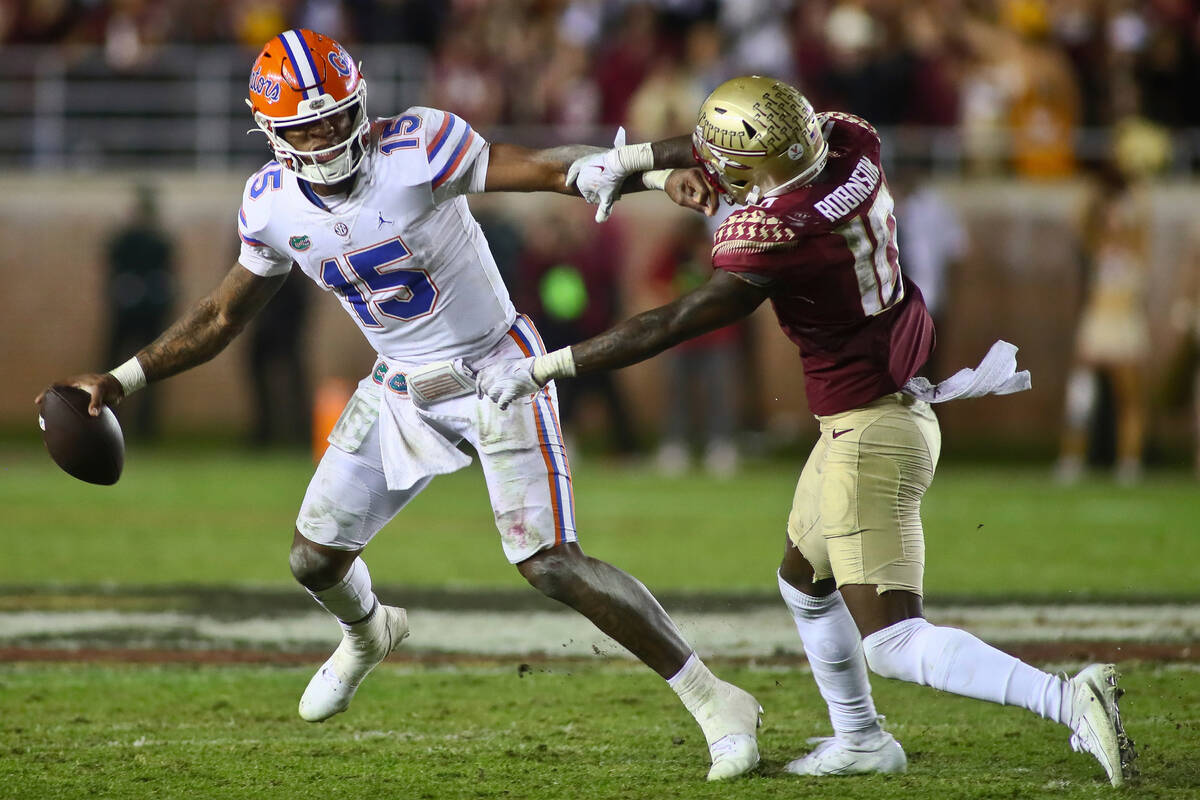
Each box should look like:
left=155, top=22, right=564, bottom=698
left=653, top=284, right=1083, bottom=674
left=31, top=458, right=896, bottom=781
left=40, top=29, right=760, bottom=781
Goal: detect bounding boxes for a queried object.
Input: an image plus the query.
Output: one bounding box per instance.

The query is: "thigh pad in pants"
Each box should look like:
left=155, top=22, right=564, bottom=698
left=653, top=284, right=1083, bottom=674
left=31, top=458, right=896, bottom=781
left=296, top=403, right=429, bottom=551
left=786, top=394, right=940, bottom=595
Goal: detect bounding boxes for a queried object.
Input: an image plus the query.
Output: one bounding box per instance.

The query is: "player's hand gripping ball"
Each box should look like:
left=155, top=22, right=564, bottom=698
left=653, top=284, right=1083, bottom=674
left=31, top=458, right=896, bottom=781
left=38, top=385, right=125, bottom=485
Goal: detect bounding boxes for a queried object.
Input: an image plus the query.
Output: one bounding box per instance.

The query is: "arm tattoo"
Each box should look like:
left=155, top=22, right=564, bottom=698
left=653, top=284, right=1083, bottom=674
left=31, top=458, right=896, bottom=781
left=571, top=305, right=685, bottom=374
left=572, top=274, right=767, bottom=374
left=485, top=143, right=606, bottom=194
left=138, top=299, right=236, bottom=383
left=137, top=267, right=286, bottom=383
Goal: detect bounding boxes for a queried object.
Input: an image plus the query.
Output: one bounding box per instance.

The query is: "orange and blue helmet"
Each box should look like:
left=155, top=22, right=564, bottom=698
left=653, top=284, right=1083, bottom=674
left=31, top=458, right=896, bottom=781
left=247, top=29, right=369, bottom=184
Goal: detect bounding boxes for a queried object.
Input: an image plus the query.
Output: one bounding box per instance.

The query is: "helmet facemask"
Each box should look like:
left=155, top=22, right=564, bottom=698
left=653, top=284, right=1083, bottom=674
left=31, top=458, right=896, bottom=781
left=692, top=132, right=754, bottom=205
left=253, top=82, right=370, bottom=185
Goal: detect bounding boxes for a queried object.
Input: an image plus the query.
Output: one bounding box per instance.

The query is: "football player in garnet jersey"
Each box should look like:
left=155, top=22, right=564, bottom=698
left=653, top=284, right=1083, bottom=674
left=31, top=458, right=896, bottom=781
left=478, top=75, right=1136, bottom=787
left=36, top=30, right=761, bottom=781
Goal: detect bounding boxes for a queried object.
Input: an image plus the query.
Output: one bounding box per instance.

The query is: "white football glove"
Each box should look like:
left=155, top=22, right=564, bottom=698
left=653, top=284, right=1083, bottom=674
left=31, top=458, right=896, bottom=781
left=476, top=357, right=543, bottom=410
left=566, top=127, right=630, bottom=223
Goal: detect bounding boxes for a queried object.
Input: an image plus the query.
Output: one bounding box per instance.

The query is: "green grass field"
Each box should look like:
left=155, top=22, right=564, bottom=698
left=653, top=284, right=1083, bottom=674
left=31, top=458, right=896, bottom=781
left=2, top=443, right=1198, bottom=598
left=3, top=442, right=1199, bottom=798
left=1, top=662, right=1197, bottom=800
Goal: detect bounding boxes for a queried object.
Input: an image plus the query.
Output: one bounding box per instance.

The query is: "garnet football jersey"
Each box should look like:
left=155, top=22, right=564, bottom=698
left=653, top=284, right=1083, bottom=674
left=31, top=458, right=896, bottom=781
left=711, top=112, right=934, bottom=415
left=237, top=107, right=516, bottom=364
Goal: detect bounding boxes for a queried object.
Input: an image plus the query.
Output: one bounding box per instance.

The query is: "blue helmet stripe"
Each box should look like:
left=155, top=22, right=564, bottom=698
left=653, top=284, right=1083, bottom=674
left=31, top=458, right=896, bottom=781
left=278, top=30, right=320, bottom=100
left=296, top=33, right=324, bottom=95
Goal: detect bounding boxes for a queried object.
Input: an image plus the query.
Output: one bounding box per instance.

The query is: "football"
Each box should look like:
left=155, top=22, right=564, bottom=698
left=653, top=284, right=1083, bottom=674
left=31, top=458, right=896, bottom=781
left=38, top=385, right=125, bottom=485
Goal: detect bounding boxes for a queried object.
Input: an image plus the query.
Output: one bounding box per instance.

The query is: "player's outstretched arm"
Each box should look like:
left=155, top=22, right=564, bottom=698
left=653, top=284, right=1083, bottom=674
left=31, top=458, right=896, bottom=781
left=485, top=134, right=703, bottom=222
left=482, top=142, right=608, bottom=195
left=477, top=271, right=768, bottom=408
left=569, top=269, right=766, bottom=373
left=483, top=135, right=695, bottom=194
left=37, top=263, right=287, bottom=416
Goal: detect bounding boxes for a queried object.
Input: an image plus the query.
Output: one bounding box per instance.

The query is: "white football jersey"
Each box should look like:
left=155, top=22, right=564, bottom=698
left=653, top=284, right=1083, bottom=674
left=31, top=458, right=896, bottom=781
left=237, top=107, right=516, bottom=364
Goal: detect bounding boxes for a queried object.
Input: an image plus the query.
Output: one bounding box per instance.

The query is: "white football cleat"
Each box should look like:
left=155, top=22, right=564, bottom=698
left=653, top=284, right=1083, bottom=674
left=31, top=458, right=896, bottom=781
left=694, top=681, right=763, bottom=781
left=784, top=731, right=907, bottom=776
left=299, top=604, right=409, bottom=722
left=1067, top=663, right=1137, bottom=787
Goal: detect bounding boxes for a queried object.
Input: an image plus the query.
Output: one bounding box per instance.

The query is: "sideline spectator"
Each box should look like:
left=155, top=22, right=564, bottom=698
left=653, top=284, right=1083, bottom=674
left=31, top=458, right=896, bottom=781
left=515, top=205, right=638, bottom=455
left=104, top=183, right=176, bottom=440
left=245, top=266, right=312, bottom=449
left=1165, top=216, right=1200, bottom=478
left=1055, top=159, right=1152, bottom=484
left=649, top=214, right=742, bottom=477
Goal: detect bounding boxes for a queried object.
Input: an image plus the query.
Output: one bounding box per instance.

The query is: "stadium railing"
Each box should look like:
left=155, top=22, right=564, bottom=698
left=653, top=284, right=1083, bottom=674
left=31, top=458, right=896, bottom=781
left=2, top=45, right=1199, bottom=174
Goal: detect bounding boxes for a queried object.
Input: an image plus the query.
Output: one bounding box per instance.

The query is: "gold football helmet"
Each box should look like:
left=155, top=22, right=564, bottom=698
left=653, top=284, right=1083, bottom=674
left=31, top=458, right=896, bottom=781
left=692, top=76, right=828, bottom=205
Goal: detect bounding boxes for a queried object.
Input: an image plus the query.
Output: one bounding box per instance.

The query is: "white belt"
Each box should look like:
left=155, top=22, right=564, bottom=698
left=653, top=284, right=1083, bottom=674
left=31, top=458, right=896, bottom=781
left=404, top=359, right=478, bottom=408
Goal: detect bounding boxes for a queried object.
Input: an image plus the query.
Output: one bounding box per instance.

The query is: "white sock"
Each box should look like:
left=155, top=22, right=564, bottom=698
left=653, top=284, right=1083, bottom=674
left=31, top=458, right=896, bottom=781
left=862, top=618, right=1070, bottom=724
left=667, top=653, right=719, bottom=716
left=307, top=557, right=378, bottom=630
left=777, top=573, right=881, bottom=741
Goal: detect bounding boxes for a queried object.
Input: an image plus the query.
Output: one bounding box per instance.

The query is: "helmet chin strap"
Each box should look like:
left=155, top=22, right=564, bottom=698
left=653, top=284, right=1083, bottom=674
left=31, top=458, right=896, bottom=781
left=298, top=152, right=354, bottom=185
left=288, top=133, right=367, bottom=185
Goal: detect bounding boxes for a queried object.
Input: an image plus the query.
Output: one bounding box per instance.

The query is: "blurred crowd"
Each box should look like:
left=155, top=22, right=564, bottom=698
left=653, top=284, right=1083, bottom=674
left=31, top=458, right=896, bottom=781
left=4, top=1, right=1197, bottom=173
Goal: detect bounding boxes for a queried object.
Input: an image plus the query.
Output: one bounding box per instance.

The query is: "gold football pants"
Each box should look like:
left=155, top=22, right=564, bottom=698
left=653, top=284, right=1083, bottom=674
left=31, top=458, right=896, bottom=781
left=787, top=393, right=941, bottom=596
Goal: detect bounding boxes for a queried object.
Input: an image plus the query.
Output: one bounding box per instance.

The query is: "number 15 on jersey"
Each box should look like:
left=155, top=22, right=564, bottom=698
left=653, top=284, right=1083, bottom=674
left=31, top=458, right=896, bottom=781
left=320, top=236, right=439, bottom=327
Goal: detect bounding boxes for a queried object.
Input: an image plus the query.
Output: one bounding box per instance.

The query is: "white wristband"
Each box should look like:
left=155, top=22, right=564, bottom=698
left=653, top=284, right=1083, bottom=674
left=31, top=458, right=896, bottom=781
left=642, top=169, right=672, bottom=191
left=615, top=141, right=655, bottom=173
left=109, top=356, right=147, bottom=396
left=531, top=347, right=577, bottom=385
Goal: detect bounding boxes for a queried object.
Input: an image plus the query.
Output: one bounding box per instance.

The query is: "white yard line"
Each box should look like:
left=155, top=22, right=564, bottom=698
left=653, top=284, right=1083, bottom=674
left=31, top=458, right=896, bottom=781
left=1, top=603, right=1196, bottom=658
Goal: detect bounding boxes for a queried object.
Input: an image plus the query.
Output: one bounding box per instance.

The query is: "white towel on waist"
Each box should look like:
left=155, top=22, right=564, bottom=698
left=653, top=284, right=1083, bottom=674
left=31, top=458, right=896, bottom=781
left=377, top=372, right=472, bottom=491
left=902, top=339, right=1032, bottom=403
